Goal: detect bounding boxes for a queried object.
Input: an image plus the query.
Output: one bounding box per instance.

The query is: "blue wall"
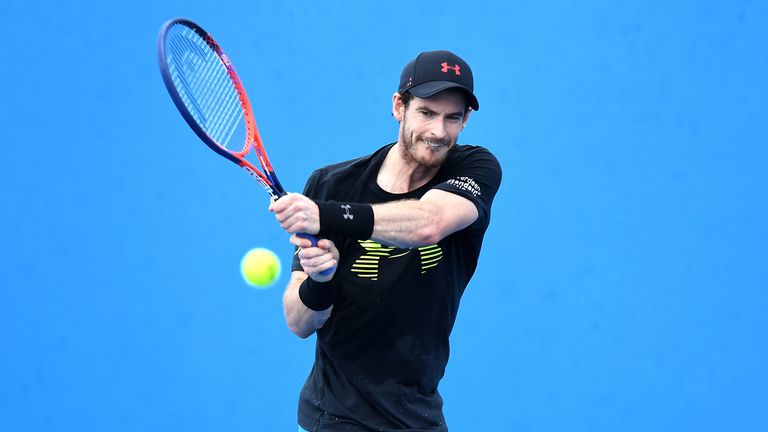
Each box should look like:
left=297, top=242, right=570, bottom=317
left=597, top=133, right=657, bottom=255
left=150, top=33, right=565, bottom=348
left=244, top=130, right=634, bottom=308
left=1, top=1, right=766, bottom=430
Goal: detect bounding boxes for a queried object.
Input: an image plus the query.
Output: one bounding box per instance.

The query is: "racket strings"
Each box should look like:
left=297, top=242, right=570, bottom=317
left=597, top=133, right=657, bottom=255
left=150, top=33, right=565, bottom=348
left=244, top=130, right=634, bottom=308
left=166, top=25, right=245, bottom=150
left=167, top=33, right=218, bottom=121
left=181, top=33, right=242, bottom=147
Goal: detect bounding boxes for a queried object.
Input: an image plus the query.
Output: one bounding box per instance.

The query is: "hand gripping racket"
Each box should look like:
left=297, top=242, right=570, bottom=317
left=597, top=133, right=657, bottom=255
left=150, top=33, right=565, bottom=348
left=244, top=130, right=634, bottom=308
left=157, top=18, right=332, bottom=274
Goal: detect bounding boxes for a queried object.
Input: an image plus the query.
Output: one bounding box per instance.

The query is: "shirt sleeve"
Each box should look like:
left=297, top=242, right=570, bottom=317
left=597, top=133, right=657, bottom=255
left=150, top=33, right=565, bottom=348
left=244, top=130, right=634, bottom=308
left=431, top=146, right=502, bottom=229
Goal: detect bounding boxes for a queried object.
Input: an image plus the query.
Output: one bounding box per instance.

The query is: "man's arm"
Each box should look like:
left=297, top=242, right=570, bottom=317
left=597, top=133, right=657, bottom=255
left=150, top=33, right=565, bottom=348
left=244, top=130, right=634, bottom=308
left=370, top=189, right=478, bottom=248
left=270, top=189, right=479, bottom=249
left=282, top=271, right=332, bottom=339
left=281, top=236, right=338, bottom=338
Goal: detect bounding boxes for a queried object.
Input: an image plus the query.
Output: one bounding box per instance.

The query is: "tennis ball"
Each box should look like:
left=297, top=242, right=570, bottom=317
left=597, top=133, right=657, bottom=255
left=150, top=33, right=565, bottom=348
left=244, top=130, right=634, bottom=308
left=240, top=248, right=281, bottom=288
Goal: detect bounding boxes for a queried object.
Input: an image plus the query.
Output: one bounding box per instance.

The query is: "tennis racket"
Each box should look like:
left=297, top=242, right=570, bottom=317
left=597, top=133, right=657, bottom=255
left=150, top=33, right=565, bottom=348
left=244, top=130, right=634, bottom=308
left=157, top=18, right=332, bottom=274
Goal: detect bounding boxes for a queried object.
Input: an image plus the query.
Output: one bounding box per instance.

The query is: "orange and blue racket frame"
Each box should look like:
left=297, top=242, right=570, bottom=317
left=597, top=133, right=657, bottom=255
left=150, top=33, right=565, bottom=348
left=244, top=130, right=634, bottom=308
left=158, top=18, right=332, bottom=269
left=157, top=18, right=287, bottom=200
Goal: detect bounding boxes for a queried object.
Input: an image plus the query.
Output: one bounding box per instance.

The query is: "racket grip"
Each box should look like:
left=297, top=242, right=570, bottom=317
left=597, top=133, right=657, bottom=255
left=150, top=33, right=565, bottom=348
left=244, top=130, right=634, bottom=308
left=296, top=233, right=336, bottom=277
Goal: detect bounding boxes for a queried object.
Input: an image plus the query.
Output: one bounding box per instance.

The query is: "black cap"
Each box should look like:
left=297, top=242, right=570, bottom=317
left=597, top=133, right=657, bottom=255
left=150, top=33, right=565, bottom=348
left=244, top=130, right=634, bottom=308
left=398, top=50, right=479, bottom=111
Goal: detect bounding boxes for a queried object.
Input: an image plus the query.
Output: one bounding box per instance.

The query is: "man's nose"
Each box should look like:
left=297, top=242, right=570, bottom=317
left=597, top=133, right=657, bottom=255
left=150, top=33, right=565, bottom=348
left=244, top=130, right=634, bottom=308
left=428, top=118, right=448, bottom=139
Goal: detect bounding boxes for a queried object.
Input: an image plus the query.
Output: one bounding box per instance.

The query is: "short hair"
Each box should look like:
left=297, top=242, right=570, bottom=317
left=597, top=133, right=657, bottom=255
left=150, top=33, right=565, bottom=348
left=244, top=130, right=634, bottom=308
left=398, top=90, right=471, bottom=112
left=398, top=91, right=415, bottom=109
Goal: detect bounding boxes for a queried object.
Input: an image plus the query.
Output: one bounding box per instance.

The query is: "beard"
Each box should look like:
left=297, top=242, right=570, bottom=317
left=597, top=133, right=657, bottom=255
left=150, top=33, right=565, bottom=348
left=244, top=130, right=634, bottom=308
left=399, top=118, right=455, bottom=169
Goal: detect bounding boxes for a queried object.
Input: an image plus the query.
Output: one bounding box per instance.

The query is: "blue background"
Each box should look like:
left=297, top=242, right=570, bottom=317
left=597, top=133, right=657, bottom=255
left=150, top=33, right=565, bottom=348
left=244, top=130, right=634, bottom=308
left=1, top=1, right=766, bottom=430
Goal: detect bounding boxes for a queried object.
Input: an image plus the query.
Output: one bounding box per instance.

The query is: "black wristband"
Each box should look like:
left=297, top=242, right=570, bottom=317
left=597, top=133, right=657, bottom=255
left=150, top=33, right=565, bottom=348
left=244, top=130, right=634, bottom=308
left=316, top=201, right=374, bottom=240
left=298, top=278, right=339, bottom=311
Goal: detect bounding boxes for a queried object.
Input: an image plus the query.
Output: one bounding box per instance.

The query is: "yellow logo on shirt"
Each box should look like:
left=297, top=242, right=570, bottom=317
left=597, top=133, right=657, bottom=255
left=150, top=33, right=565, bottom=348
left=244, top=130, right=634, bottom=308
left=351, top=240, right=443, bottom=281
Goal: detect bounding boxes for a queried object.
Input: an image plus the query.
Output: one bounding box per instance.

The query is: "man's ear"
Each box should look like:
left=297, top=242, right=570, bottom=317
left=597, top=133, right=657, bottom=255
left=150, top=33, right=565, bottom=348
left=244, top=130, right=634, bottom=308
left=461, top=108, right=472, bottom=130
left=392, top=92, right=405, bottom=122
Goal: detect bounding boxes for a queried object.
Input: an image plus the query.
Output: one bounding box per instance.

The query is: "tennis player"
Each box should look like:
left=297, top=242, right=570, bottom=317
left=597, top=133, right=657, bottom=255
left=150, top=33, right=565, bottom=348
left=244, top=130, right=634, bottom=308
left=271, top=50, right=502, bottom=432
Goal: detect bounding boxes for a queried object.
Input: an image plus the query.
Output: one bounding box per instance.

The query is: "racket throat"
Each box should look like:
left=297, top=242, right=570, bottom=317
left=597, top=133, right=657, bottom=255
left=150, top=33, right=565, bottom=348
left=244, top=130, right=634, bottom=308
left=242, top=165, right=280, bottom=200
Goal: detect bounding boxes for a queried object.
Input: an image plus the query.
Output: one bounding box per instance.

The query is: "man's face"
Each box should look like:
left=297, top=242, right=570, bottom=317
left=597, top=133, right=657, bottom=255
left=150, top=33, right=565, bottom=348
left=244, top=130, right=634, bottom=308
left=396, top=89, right=470, bottom=168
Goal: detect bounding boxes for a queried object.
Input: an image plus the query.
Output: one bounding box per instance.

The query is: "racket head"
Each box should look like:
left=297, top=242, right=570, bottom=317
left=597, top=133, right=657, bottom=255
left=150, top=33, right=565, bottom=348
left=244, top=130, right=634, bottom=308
left=157, top=18, right=286, bottom=197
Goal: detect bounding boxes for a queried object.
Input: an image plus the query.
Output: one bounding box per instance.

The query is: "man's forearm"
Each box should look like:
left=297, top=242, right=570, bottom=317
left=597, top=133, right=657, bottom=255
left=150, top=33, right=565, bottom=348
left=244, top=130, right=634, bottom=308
left=283, top=272, right=332, bottom=338
left=370, top=200, right=445, bottom=248
left=370, top=190, right=479, bottom=248
left=271, top=190, right=478, bottom=249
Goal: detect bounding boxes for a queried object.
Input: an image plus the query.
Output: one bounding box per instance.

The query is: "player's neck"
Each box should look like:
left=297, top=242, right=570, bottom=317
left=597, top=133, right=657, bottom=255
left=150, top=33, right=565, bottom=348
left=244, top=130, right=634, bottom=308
left=376, top=143, right=440, bottom=194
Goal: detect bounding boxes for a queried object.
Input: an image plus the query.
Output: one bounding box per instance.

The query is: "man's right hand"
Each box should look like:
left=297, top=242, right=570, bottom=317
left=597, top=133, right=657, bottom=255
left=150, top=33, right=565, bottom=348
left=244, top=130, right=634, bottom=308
left=290, top=235, right=339, bottom=282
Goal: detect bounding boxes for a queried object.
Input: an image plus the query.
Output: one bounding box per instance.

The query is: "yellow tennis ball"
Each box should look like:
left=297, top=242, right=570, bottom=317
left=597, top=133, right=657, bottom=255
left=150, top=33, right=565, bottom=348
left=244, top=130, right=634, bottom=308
left=240, top=248, right=281, bottom=288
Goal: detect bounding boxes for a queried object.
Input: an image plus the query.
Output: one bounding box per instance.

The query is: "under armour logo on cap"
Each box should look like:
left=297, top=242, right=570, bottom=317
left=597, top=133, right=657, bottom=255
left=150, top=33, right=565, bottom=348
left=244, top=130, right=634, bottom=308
left=441, top=63, right=461, bottom=75
left=397, top=50, right=479, bottom=111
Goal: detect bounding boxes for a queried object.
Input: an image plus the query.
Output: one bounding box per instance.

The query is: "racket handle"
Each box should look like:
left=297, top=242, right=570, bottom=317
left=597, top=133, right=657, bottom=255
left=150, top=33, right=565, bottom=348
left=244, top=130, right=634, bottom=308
left=296, top=233, right=336, bottom=277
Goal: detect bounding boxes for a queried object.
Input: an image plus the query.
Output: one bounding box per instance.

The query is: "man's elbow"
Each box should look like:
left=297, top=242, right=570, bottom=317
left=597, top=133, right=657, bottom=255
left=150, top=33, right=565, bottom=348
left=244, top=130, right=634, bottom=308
left=414, top=192, right=478, bottom=245
left=409, top=203, right=449, bottom=245
left=283, top=307, right=315, bottom=338
left=288, top=323, right=315, bottom=339
left=413, top=225, right=444, bottom=246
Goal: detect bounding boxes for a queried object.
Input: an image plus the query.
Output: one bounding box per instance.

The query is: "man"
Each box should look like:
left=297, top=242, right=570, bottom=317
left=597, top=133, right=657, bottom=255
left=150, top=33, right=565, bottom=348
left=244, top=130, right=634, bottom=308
left=270, top=50, right=502, bottom=431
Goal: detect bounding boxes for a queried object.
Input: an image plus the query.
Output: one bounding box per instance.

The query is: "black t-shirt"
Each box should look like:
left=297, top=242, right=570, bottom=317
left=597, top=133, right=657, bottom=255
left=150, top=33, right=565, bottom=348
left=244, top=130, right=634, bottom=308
left=293, top=143, right=502, bottom=432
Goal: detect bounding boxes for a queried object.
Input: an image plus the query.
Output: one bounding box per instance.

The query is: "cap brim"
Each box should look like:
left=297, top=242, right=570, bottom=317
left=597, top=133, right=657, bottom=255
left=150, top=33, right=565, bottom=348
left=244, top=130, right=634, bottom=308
left=409, top=81, right=480, bottom=111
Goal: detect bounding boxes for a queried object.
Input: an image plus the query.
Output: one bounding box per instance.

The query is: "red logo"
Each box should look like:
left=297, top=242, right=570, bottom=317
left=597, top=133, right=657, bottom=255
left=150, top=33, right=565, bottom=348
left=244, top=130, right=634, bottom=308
left=441, top=62, right=461, bottom=75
